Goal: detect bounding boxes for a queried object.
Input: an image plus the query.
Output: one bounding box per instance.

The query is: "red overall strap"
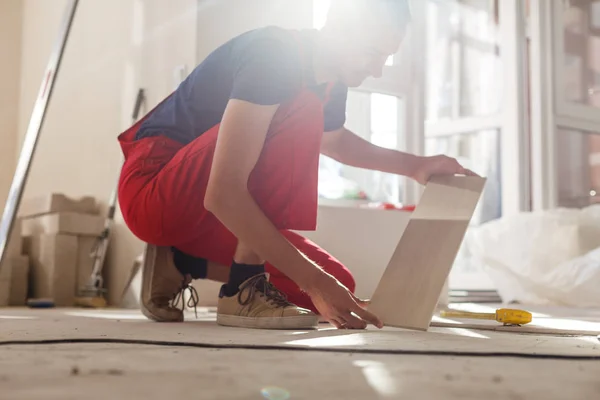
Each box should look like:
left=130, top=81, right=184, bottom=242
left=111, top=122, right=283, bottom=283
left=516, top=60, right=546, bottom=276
left=292, top=30, right=337, bottom=105
left=118, top=92, right=174, bottom=143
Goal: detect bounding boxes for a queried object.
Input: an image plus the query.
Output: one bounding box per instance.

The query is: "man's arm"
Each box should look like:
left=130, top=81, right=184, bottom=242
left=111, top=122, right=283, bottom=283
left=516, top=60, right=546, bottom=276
left=205, top=99, right=381, bottom=329
left=320, top=127, right=477, bottom=184
left=320, top=127, right=419, bottom=176
left=205, top=100, right=323, bottom=291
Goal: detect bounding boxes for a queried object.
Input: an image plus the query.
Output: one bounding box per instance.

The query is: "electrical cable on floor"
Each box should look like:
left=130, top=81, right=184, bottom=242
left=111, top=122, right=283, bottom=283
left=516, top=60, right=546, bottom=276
left=1, top=338, right=599, bottom=360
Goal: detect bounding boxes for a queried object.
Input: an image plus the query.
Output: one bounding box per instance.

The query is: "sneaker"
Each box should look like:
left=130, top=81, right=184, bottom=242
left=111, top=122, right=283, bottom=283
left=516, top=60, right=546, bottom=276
left=140, top=244, right=198, bottom=322
left=216, top=273, right=319, bottom=330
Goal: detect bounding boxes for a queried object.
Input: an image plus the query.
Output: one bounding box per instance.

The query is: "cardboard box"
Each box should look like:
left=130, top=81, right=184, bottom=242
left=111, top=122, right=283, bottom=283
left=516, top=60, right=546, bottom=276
left=25, top=234, right=78, bottom=306
left=19, top=193, right=97, bottom=218
left=8, top=256, right=30, bottom=306
left=0, top=257, right=11, bottom=307
left=22, top=212, right=105, bottom=237
left=7, top=218, right=22, bottom=258
left=0, top=279, right=9, bottom=306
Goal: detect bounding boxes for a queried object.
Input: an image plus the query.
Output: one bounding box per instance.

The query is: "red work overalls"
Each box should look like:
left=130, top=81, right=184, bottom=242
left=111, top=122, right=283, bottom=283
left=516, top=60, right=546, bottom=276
left=116, top=38, right=355, bottom=312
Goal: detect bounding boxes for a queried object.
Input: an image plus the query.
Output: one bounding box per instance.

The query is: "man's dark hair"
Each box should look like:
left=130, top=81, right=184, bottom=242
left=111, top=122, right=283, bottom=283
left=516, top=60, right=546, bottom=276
left=379, top=0, right=412, bottom=26
left=326, top=0, right=412, bottom=30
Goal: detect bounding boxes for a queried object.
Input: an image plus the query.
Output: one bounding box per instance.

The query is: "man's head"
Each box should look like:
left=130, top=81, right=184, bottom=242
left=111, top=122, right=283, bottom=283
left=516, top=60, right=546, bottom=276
left=320, top=0, right=411, bottom=87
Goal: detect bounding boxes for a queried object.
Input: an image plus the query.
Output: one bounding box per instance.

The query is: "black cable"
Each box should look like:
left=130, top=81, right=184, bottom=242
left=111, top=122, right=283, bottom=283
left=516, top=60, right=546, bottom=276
left=1, top=338, right=599, bottom=361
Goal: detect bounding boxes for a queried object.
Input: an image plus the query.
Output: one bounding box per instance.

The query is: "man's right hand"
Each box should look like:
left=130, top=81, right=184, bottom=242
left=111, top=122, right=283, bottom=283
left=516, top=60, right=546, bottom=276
left=305, top=272, right=384, bottom=329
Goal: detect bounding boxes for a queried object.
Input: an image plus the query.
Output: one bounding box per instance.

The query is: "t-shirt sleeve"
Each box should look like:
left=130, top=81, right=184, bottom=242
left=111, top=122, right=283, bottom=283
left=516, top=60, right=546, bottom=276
left=323, top=82, right=348, bottom=132
left=230, top=36, right=303, bottom=105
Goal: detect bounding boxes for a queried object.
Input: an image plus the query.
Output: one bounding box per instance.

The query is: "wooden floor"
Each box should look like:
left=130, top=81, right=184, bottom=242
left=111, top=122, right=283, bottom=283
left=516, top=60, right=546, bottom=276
left=1, top=306, right=599, bottom=399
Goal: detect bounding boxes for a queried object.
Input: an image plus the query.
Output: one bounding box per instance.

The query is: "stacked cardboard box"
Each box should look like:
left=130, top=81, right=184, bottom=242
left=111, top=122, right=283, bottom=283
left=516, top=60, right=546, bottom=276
left=0, top=218, right=29, bottom=306
left=0, top=258, right=9, bottom=306
left=20, top=194, right=105, bottom=306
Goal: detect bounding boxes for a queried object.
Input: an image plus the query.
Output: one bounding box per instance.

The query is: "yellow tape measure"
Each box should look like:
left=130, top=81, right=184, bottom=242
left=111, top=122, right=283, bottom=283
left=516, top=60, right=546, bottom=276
left=440, top=308, right=533, bottom=326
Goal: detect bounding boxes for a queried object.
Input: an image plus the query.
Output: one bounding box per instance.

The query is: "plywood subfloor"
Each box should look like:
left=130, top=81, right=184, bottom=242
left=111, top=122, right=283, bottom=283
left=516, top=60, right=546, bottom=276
left=3, top=344, right=600, bottom=400
left=1, top=307, right=599, bottom=357
left=1, top=306, right=600, bottom=400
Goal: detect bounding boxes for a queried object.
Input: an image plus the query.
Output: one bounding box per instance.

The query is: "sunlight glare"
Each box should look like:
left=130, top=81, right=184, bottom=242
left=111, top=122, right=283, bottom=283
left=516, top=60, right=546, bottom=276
left=353, top=360, right=398, bottom=397
left=446, top=327, right=489, bottom=339
left=285, top=333, right=367, bottom=347
left=65, top=311, right=147, bottom=320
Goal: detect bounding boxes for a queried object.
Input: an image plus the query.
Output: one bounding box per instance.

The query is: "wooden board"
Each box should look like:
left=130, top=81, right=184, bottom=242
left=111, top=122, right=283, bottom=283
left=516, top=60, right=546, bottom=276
left=369, top=175, right=486, bottom=330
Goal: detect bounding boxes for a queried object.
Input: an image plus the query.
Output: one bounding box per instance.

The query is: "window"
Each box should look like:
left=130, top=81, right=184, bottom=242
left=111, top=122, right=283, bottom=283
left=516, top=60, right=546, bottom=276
left=426, top=0, right=502, bottom=122
left=424, top=0, right=504, bottom=291
left=425, top=129, right=502, bottom=224
left=533, top=0, right=600, bottom=209
left=555, top=0, right=600, bottom=207
left=318, top=91, right=406, bottom=203
left=556, top=128, right=600, bottom=208
left=562, top=0, right=600, bottom=109
left=424, top=0, right=503, bottom=226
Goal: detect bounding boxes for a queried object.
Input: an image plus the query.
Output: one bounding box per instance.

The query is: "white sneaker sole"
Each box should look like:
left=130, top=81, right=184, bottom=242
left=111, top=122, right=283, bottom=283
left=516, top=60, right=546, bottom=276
left=216, top=313, right=319, bottom=330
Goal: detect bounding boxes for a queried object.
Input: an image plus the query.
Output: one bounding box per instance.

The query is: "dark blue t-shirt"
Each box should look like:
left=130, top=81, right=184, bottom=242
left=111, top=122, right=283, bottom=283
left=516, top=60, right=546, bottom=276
left=136, top=26, right=348, bottom=144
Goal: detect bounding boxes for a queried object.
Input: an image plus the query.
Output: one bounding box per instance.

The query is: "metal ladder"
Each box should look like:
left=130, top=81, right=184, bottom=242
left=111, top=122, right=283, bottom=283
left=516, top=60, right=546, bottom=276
left=0, top=0, right=146, bottom=302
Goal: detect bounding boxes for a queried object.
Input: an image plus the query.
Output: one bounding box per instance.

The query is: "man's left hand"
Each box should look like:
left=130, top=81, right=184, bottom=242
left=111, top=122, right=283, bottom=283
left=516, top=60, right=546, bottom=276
left=410, top=155, right=479, bottom=185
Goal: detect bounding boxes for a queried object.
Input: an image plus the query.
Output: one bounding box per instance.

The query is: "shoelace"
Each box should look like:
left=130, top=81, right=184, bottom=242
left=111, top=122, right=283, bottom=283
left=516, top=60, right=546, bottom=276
left=238, top=273, right=292, bottom=308
left=172, top=284, right=200, bottom=318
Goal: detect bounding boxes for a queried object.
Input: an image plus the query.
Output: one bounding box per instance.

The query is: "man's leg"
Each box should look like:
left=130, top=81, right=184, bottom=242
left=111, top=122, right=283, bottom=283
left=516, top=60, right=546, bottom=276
left=266, top=230, right=356, bottom=313
left=191, top=230, right=356, bottom=322
left=119, top=90, right=325, bottom=328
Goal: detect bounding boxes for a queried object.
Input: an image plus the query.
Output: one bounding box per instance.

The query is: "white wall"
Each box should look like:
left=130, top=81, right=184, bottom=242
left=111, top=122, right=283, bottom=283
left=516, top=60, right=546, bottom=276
left=18, top=0, right=139, bottom=197
left=300, top=206, right=411, bottom=298
left=16, top=0, right=200, bottom=305
left=0, top=1, right=23, bottom=206
left=195, top=0, right=314, bottom=60
left=140, top=0, right=198, bottom=108
left=17, top=0, right=141, bottom=305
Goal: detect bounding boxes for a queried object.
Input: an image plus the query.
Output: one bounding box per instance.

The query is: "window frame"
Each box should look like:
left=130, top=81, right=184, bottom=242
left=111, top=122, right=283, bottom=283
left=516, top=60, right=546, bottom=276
left=422, top=0, right=530, bottom=216
left=530, top=0, right=600, bottom=210
left=313, top=0, right=532, bottom=214
left=552, top=0, right=600, bottom=125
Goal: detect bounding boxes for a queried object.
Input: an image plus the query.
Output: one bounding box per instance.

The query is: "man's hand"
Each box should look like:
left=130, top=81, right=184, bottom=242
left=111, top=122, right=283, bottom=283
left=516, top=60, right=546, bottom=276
left=305, top=273, right=383, bottom=330
left=410, top=155, right=479, bottom=185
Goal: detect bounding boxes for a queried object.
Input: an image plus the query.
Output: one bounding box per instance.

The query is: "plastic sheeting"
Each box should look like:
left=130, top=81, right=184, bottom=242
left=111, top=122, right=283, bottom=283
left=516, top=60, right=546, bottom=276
left=466, top=205, right=600, bottom=307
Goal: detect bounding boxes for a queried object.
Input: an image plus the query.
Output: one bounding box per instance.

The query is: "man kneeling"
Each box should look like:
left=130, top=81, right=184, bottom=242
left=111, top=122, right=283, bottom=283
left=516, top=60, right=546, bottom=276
left=117, top=0, right=473, bottom=330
